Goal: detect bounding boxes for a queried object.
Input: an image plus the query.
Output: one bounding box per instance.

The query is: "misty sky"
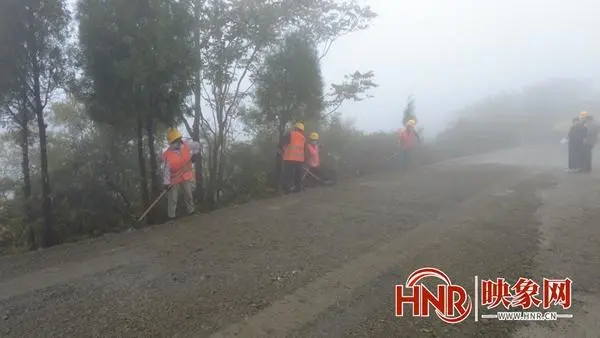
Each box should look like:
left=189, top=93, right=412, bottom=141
left=322, top=0, right=599, bottom=135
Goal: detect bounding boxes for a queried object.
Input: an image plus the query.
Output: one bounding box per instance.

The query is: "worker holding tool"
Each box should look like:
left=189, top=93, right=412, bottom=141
left=163, top=128, right=201, bottom=219
left=304, top=132, right=323, bottom=187
left=306, top=132, right=321, bottom=174
left=397, top=119, right=420, bottom=171
left=303, top=131, right=337, bottom=187
left=278, top=122, right=306, bottom=193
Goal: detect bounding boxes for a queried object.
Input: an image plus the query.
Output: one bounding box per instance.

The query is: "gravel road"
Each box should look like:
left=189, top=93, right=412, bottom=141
left=1, top=144, right=599, bottom=337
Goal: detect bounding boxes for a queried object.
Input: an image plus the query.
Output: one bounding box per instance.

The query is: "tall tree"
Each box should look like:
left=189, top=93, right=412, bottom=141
left=0, top=0, right=71, bottom=247
left=189, top=0, right=277, bottom=207
left=323, top=70, right=378, bottom=118
left=77, top=0, right=198, bottom=221
left=0, top=29, right=35, bottom=246
left=0, top=91, right=35, bottom=229
left=254, top=32, right=324, bottom=139
left=187, top=0, right=206, bottom=202
left=252, top=32, right=324, bottom=190
left=184, top=0, right=377, bottom=207
left=402, top=95, right=416, bottom=125
left=291, top=0, right=378, bottom=118
left=0, top=21, right=35, bottom=223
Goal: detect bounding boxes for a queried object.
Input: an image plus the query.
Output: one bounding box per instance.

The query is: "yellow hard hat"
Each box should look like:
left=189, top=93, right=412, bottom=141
left=295, top=122, right=305, bottom=131
left=310, top=132, right=319, bottom=140
left=167, top=128, right=182, bottom=143
left=406, top=119, right=416, bottom=126
left=580, top=111, right=589, bottom=118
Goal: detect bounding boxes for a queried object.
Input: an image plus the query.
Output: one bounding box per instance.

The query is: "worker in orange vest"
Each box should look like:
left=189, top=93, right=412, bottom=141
left=305, top=132, right=322, bottom=186
left=162, top=128, right=201, bottom=219
left=397, top=119, right=420, bottom=171
left=279, top=122, right=306, bottom=193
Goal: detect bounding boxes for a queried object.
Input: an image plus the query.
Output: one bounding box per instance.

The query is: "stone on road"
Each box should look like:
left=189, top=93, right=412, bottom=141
left=0, top=145, right=599, bottom=337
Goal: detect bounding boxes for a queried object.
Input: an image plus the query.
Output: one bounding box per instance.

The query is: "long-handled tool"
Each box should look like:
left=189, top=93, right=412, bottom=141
left=301, top=168, right=310, bottom=182
left=138, top=185, right=172, bottom=222
left=386, top=151, right=401, bottom=162
left=302, top=167, right=327, bottom=184
left=136, top=158, right=192, bottom=222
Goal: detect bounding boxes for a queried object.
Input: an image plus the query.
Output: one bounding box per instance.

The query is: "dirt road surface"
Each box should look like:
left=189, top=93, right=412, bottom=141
left=1, top=144, right=599, bottom=337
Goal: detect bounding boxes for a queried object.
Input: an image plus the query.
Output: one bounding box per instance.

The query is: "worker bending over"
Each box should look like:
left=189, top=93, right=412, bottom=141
left=397, top=119, right=420, bottom=171
left=306, top=132, right=322, bottom=180
left=305, top=132, right=336, bottom=187
left=279, top=122, right=306, bottom=193
left=163, top=128, right=201, bottom=219
left=305, top=132, right=323, bottom=187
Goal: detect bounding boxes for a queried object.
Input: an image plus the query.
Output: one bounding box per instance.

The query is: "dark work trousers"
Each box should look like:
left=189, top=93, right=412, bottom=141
left=582, top=144, right=593, bottom=172
left=399, top=149, right=411, bottom=171
left=569, top=141, right=584, bottom=171
left=569, top=123, right=587, bottom=171
left=283, top=160, right=303, bottom=192
left=568, top=142, right=576, bottom=170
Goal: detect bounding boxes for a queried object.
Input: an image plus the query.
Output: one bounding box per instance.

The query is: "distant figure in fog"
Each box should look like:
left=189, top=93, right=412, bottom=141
left=567, top=117, right=579, bottom=172
left=582, top=115, right=599, bottom=172
left=397, top=119, right=420, bottom=171
left=567, top=113, right=587, bottom=173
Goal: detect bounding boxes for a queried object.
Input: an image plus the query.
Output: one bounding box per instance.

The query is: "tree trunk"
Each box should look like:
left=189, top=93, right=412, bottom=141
left=208, top=140, right=219, bottom=209
left=20, top=120, right=31, bottom=210
left=136, top=114, right=150, bottom=222
left=192, top=87, right=204, bottom=203
left=19, top=118, right=35, bottom=250
left=145, top=114, right=159, bottom=223
left=146, top=116, right=158, bottom=187
left=215, top=124, right=228, bottom=205
left=193, top=1, right=204, bottom=203
left=193, top=146, right=204, bottom=202
left=274, top=121, right=287, bottom=192
left=33, top=61, right=55, bottom=247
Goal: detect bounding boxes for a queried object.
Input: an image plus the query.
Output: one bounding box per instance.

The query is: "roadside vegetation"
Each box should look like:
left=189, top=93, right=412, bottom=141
left=0, top=0, right=596, bottom=253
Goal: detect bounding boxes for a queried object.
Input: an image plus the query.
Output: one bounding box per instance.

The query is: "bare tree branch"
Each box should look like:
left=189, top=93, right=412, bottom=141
left=225, top=45, right=259, bottom=117
left=182, top=117, right=193, bottom=136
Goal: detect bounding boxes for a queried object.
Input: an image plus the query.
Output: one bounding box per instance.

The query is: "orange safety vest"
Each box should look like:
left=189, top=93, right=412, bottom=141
left=307, top=143, right=320, bottom=168
left=163, top=142, right=194, bottom=184
left=398, top=128, right=415, bottom=150
left=284, top=130, right=305, bottom=162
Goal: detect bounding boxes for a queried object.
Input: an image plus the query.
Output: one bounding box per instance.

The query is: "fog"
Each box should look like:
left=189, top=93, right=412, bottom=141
left=322, top=0, right=600, bottom=136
